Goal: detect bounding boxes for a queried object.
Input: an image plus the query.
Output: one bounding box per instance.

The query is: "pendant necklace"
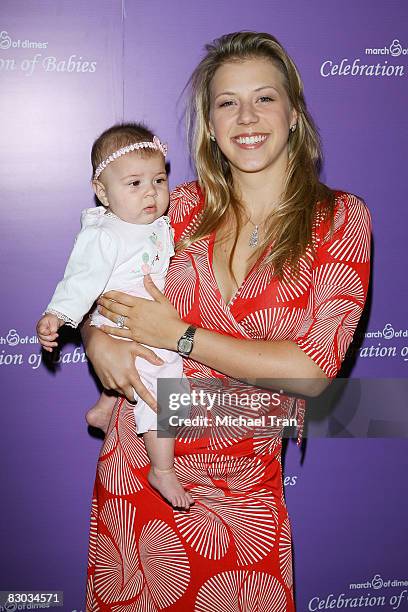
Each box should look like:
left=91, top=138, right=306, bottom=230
left=247, top=204, right=277, bottom=248
left=247, top=213, right=268, bottom=248
left=248, top=220, right=260, bottom=248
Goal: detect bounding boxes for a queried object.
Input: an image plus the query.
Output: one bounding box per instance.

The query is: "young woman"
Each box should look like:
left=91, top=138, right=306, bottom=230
left=83, top=31, right=371, bottom=611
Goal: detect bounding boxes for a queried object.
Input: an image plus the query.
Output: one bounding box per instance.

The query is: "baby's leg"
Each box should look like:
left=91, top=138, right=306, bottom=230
left=86, top=390, right=116, bottom=433
left=144, top=432, right=195, bottom=509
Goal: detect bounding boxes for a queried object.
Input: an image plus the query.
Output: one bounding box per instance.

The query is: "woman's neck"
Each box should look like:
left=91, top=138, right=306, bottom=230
left=231, top=163, right=287, bottom=221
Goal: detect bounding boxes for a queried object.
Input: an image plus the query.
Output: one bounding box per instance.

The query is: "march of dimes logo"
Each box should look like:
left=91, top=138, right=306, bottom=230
left=320, top=38, right=407, bottom=78
left=357, top=322, right=408, bottom=363
left=0, top=29, right=97, bottom=76
left=365, top=39, right=408, bottom=57
left=0, top=328, right=87, bottom=370
left=308, top=573, right=408, bottom=610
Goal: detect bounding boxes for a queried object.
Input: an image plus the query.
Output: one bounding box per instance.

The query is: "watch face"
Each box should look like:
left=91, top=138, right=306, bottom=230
left=178, top=338, right=193, bottom=354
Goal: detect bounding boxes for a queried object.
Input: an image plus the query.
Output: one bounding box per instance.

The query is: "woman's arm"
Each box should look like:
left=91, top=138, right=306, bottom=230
left=96, top=278, right=329, bottom=398
left=175, top=327, right=329, bottom=397
left=81, top=318, right=165, bottom=407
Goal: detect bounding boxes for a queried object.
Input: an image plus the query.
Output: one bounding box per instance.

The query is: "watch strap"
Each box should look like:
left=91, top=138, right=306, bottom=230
left=183, top=325, right=197, bottom=341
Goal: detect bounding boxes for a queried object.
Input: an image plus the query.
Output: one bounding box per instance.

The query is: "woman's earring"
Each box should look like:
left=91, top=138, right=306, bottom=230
left=210, top=133, right=216, bottom=141
left=289, top=124, right=297, bottom=133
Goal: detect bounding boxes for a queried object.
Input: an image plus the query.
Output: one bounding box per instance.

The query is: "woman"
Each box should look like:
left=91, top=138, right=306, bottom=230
left=83, top=32, right=371, bottom=611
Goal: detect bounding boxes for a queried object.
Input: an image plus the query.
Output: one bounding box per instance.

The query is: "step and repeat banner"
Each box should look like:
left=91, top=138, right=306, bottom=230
left=1, top=1, right=407, bottom=610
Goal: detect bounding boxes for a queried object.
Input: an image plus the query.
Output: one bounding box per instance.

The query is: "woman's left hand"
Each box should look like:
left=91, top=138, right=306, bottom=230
left=96, top=275, right=187, bottom=350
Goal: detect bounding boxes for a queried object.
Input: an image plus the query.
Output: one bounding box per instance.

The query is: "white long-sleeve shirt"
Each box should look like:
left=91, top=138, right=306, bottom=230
left=45, top=207, right=175, bottom=327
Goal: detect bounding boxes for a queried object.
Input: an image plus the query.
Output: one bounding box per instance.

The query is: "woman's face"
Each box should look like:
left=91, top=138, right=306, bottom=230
left=209, top=57, right=297, bottom=179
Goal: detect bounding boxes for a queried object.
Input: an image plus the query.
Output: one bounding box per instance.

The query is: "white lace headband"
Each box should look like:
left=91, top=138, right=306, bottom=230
left=93, top=135, right=168, bottom=180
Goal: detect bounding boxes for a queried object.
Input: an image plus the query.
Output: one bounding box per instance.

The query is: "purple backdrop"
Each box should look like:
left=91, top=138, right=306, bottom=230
left=1, top=1, right=407, bottom=610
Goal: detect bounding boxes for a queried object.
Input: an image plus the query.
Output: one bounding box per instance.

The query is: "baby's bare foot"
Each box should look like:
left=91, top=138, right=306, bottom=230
left=147, top=467, right=195, bottom=509
left=86, top=402, right=114, bottom=433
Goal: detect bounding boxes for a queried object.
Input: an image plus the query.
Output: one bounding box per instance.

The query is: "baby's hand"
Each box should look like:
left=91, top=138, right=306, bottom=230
left=36, top=314, right=64, bottom=352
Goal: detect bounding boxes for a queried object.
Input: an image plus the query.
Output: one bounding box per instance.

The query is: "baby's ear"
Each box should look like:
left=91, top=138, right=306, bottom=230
left=92, top=180, right=109, bottom=207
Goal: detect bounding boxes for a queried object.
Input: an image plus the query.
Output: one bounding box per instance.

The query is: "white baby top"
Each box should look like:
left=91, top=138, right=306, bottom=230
left=45, top=207, right=175, bottom=328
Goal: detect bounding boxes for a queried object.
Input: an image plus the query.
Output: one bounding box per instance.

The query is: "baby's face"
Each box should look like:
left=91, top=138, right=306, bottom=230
left=99, top=151, right=169, bottom=224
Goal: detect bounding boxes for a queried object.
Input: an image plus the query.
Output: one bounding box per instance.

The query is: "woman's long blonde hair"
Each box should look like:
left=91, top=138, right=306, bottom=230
left=181, top=31, right=335, bottom=278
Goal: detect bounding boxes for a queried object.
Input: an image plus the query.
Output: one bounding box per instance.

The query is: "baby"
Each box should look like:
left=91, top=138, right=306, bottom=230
left=36, top=122, right=194, bottom=510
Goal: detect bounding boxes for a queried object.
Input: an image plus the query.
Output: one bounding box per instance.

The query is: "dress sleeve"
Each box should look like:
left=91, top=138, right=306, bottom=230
left=44, top=226, right=118, bottom=328
left=168, top=181, right=204, bottom=242
left=293, top=193, right=372, bottom=378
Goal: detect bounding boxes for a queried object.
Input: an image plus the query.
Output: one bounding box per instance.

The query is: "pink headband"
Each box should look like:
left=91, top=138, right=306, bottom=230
left=93, top=135, right=168, bottom=180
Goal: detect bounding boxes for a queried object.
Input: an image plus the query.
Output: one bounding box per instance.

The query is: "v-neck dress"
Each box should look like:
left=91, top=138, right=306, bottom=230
left=86, top=181, right=371, bottom=611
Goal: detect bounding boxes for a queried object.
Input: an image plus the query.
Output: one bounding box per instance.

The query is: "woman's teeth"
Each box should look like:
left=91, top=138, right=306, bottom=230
left=235, top=135, right=267, bottom=145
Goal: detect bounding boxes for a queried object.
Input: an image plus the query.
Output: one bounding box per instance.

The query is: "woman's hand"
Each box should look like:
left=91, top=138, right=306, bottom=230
left=96, top=275, right=188, bottom=350
left=81, top=319, right=164, bottom=408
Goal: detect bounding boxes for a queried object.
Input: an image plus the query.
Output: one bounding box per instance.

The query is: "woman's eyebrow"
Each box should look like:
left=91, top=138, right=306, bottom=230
left=214, top=90, right=236, bottom=99
left=214, top=85, right=280, bottom=100
left=254, top=85, right=280, bottom=94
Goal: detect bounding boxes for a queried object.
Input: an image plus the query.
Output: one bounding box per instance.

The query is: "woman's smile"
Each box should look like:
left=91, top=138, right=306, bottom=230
left=232, top=133, right=269, bottom=149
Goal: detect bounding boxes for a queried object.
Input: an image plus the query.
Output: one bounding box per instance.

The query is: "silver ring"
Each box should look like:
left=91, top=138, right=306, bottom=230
left=116, top=315, right=126, bottom=328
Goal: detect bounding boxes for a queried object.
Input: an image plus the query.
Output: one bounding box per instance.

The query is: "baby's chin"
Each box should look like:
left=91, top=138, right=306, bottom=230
left=110, top=208, right=162, bottom=224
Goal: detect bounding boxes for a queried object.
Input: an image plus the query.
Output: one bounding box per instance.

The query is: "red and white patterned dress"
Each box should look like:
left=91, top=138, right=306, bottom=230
left=86, top=181, right=371, bottom=611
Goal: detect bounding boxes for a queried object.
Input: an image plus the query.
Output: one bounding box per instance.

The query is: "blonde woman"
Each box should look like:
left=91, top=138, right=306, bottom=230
left=84, top=32, right=371, bottom=610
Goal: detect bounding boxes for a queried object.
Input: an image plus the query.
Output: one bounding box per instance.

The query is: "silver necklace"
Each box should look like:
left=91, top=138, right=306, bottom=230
left=247, top=206, right=276, bottom=248
left=247, top=217, right=263, bottom=248
left=248, top=222, right=259, bottom=248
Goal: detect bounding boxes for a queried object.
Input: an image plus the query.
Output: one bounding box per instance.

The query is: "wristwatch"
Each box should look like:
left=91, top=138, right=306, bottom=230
left=177, top=325, right=197, bottom=357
